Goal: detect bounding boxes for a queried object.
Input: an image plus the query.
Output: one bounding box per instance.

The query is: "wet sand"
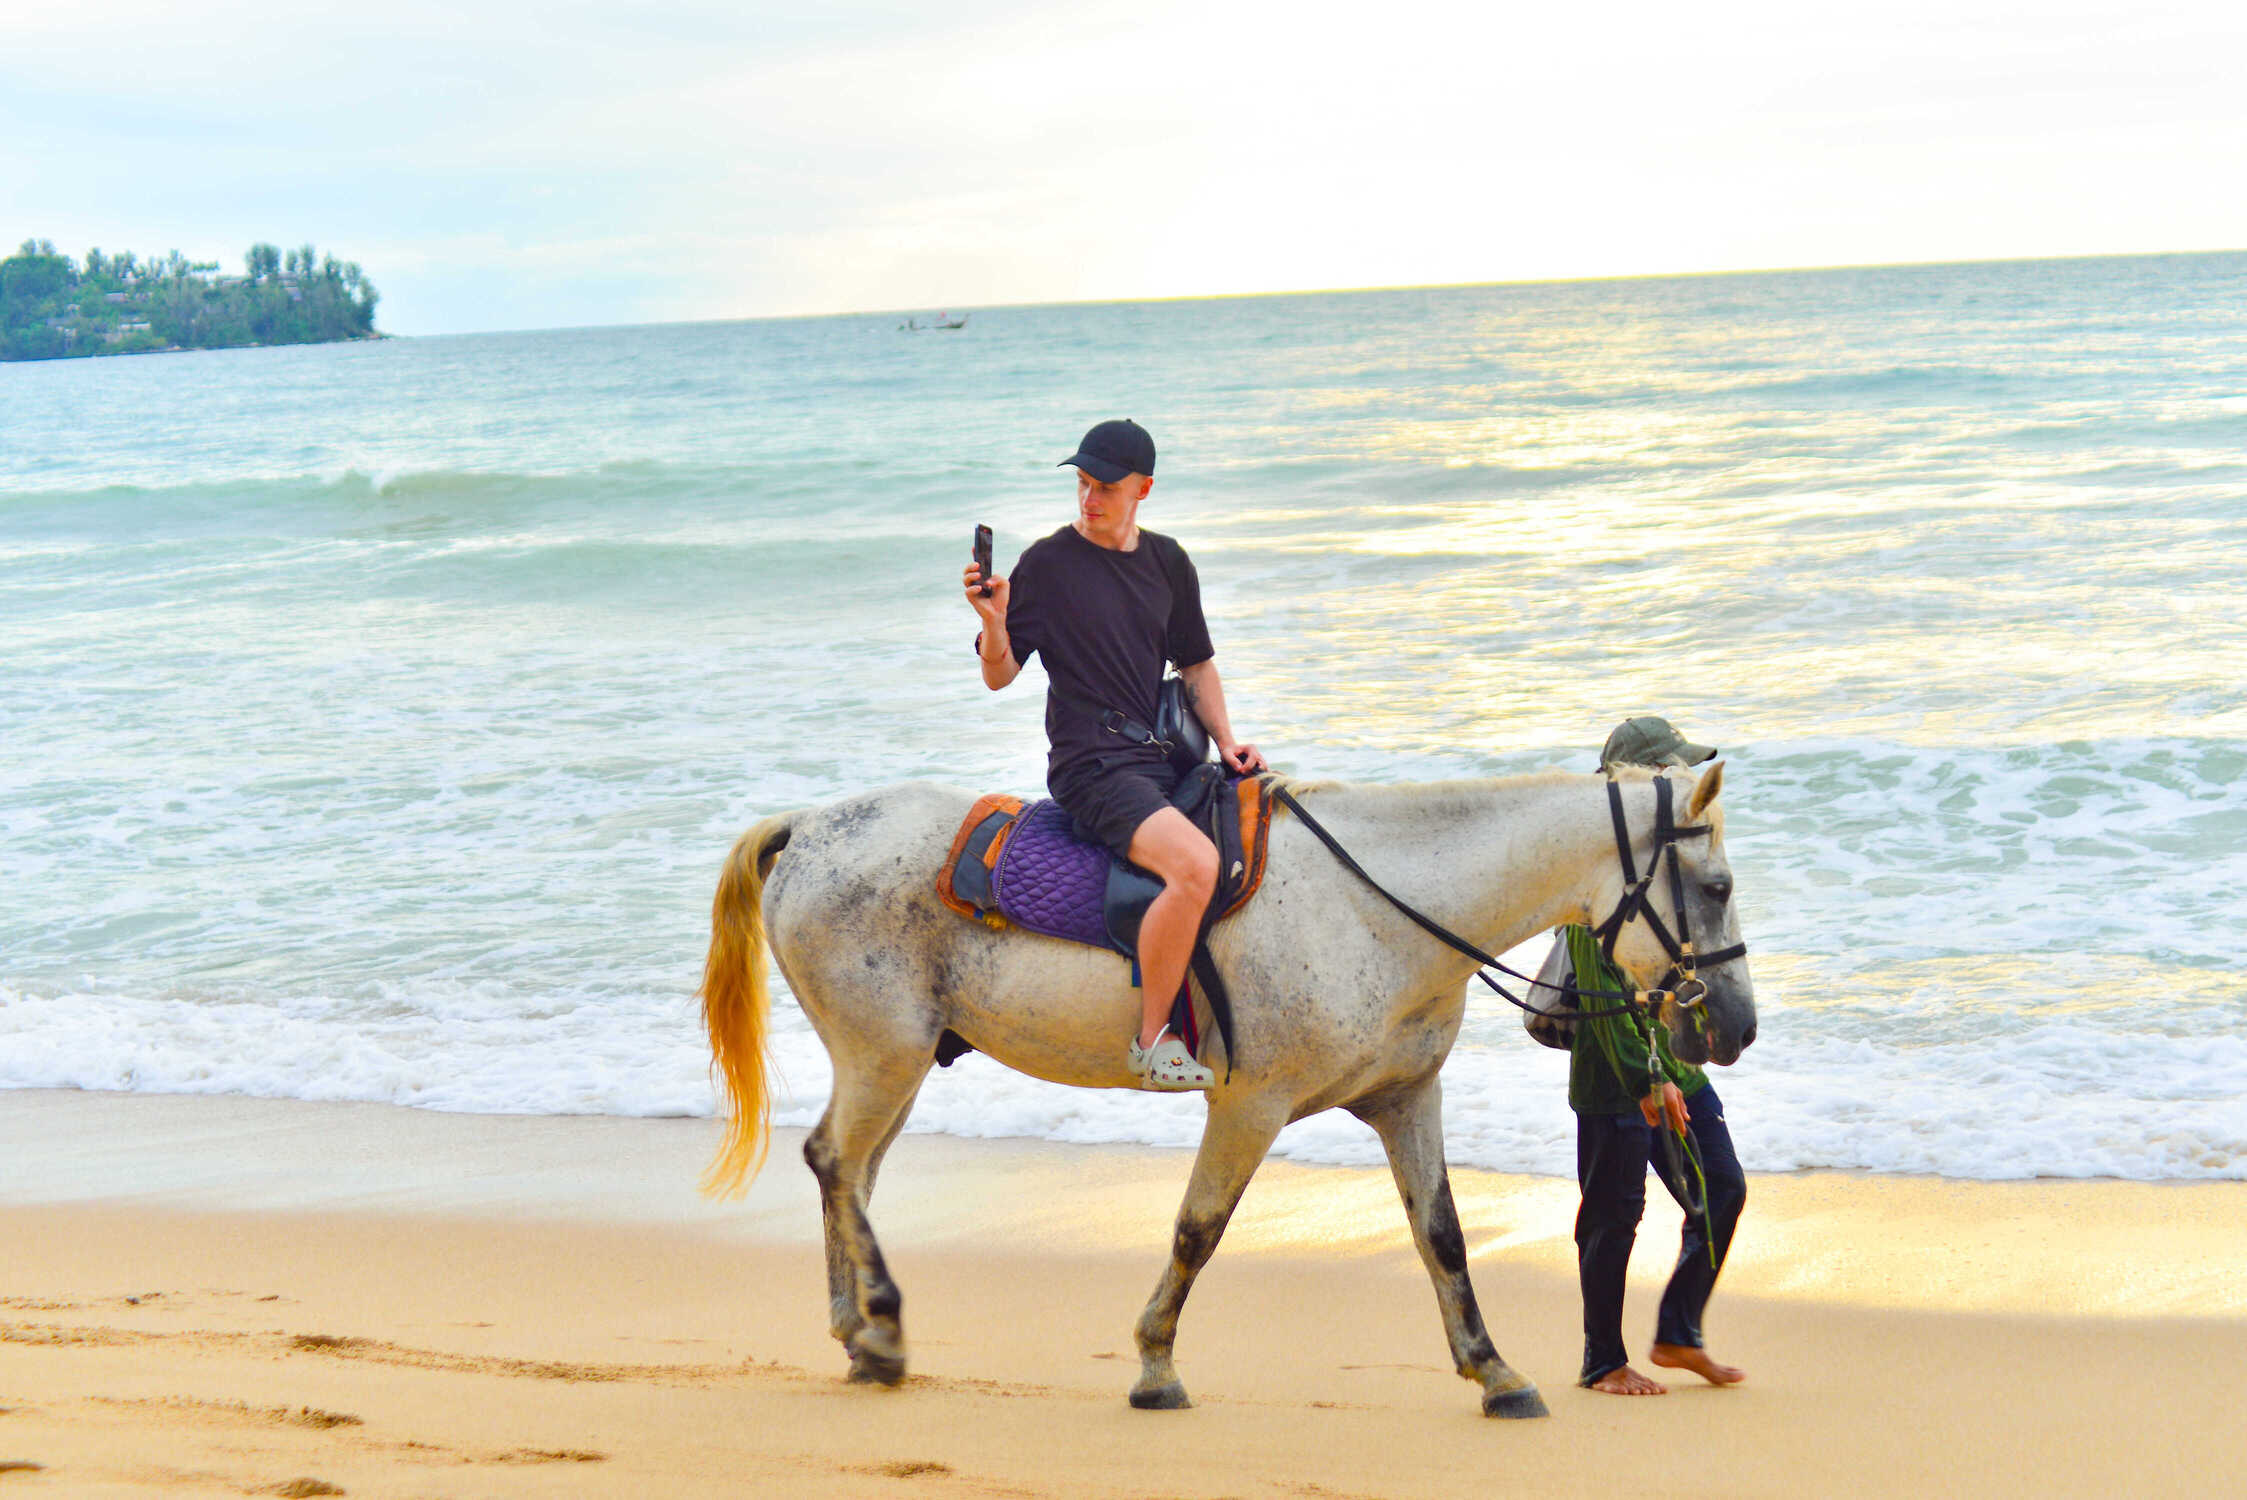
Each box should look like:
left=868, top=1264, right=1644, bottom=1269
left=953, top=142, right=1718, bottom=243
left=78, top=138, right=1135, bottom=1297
left=2, top=1089, right=2241, bottom=1497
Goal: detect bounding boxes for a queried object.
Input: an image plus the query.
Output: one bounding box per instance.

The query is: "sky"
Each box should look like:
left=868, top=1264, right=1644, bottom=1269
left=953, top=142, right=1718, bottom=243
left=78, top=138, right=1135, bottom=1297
left=6, top=0, right=2244, bottom=336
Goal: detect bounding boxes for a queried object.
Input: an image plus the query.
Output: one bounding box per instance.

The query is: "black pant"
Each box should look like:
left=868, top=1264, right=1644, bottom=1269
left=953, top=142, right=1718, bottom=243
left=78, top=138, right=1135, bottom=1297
left=1574, top=1084, right=1745, bottom=1386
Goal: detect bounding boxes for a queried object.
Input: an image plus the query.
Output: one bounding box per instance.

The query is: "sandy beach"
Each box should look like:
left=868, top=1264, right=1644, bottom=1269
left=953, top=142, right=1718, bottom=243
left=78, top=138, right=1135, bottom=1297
left=3, top=1088, right=2243, bottom=1498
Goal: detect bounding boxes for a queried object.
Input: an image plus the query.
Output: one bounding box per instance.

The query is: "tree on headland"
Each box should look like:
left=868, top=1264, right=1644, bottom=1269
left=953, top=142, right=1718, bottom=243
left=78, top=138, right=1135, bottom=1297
left=1, top=235, right=380, bottom=361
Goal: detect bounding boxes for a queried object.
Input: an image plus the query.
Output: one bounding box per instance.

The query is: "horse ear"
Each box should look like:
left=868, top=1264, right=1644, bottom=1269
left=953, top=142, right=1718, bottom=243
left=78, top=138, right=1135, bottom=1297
left=1686, top=760, right=1724, bottom=820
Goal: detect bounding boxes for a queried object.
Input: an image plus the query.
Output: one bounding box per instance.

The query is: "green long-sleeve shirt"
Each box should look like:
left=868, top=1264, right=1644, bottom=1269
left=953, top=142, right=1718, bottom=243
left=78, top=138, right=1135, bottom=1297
left=1558, top=924, right=1708, bottom=1116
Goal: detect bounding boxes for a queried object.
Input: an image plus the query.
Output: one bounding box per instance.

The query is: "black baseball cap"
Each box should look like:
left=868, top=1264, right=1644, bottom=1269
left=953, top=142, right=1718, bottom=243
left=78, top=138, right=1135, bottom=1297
left=1058, top=419, right=1156, bottom=483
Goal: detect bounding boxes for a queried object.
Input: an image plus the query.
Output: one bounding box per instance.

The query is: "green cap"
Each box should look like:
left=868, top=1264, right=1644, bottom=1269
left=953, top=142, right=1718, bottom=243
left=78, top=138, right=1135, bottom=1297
left=1600, top=715, right=1717, bottom=769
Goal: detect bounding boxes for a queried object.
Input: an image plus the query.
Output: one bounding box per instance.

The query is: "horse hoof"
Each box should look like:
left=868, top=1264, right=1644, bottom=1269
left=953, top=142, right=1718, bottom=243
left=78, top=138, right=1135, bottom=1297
left=1128, top=1380, right=1192, bottom=1410
left=847, top=1349, right=908, bottom=1386
left=1482, top=1384, right=1549, bottom=1419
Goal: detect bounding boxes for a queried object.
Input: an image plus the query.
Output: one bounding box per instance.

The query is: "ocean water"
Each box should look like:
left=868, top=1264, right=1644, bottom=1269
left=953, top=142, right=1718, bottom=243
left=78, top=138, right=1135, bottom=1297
left=5, top=253, right=2245, bottom=1181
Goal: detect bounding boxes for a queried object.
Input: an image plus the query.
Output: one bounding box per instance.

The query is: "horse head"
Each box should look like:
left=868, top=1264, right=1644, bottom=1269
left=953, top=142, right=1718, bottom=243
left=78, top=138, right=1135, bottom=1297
left=1598, top=762, right=1757, bottom=1067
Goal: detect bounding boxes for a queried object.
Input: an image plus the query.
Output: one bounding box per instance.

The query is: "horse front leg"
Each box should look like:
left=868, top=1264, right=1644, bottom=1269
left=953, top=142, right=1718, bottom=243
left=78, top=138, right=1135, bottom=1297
left=1352, top=1078, right=1549, bottom=1418
left=1130, top=1098, right=1286, bottom=1410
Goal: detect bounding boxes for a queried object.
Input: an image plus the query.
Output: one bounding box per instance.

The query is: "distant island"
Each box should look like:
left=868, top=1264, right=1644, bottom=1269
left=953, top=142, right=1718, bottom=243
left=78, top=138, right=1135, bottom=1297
left=1, top=238, right=379, bottom=361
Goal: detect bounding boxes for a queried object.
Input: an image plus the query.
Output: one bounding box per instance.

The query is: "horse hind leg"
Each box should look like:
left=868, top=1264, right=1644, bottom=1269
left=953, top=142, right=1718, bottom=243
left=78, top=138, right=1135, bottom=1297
left=1351, top=1079, right=1548, bottom=1418
left=1130, top=1098, right=1286, bottom=1411
left=804, top=1052, right=932, bottom=1386
left=814, top=1077, right=923, bottom=1355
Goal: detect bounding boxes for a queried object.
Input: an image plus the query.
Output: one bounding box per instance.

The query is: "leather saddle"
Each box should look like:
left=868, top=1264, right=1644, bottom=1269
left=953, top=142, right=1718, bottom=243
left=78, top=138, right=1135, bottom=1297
left=937, top=768, right=1278, bottom=1073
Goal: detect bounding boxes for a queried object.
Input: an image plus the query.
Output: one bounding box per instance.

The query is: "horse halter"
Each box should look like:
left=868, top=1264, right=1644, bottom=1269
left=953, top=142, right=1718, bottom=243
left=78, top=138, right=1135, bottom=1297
left=1589, top=769, right=1748, bottom=1014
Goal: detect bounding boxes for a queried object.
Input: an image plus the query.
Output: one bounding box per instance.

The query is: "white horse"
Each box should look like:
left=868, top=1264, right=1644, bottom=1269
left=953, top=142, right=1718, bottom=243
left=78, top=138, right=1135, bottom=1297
left=699, top=765, right=1754, bottom=1418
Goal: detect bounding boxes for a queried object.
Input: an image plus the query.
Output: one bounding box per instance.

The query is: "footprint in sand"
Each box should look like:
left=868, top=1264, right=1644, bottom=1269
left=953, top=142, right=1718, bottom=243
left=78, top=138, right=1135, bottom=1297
left=289, top=1334, right=368, bottom=1352
left=1338, top=1362, right=1441, bottom=1374
left=852, top=1460, right=953, bottom=1479
left=89, top=1397, right=362, bottom=1432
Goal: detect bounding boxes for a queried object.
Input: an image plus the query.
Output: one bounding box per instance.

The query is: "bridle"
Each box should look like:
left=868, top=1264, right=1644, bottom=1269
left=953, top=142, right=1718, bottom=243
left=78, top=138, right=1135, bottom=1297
left=1270, top=769, right=1748, bottom=1025
left=1586, top=769, right=1748, bottom=1023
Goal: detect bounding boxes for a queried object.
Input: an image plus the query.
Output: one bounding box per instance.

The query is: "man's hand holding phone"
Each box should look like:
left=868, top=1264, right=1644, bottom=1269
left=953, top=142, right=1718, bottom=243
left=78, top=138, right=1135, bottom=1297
left=962, top=560, right=1009, bottom=624
left=964, top=525, right=1007, bottom=629
left=964, top=525, right=1020, bottom=690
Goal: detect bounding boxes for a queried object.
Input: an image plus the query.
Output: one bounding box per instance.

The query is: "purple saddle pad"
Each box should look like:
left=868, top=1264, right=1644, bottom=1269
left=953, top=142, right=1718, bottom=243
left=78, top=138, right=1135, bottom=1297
left=990, top=799, right=1116, bottom=950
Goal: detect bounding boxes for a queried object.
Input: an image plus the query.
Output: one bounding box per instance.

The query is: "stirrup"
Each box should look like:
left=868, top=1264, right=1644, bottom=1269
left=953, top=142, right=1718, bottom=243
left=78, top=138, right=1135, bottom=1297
left=1128, top=1029, right=1214, bottom=1092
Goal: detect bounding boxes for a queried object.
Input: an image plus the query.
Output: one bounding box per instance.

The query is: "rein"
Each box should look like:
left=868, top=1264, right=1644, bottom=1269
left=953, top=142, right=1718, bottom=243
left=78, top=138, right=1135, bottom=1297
left=1276, top=767, right=1743, bottom=1239
left=1268, top=774, right=1744, bottom=1023
left=1269, top=773, right=1740, bottom=1242
left=1270, top=784, right=1636, bottom=1019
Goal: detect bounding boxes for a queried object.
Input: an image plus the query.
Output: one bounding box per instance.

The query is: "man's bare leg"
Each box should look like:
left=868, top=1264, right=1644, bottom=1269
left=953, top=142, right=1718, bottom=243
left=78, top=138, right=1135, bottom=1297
left=1587, top=1366, right=1666, bottom=1395
left=1125, top=808, right=1217, bottom=1049
left=1649, top=1344, right=1745, bottom=1385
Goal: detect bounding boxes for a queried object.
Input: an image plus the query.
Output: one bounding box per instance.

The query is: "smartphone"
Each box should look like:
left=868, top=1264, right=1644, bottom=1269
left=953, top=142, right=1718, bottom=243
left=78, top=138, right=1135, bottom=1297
left=972, top=524, right=994, bottom=597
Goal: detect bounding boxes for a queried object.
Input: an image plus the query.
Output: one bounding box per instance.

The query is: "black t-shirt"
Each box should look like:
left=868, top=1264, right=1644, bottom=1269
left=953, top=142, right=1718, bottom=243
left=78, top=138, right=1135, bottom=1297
left=1002, top=524, right=1215, bottom=787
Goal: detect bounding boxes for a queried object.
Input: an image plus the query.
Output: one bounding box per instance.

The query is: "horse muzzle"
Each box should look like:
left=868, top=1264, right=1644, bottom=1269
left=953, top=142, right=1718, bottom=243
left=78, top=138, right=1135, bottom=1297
left=1666, top=971, right=1754, bottom=1067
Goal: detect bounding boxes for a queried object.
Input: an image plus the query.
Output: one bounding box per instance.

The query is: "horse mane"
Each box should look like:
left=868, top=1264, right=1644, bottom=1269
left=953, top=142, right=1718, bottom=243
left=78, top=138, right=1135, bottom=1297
left=1270, top=765, right=1709, bottom=835
left=1270, top=765, right=1650, bottom=801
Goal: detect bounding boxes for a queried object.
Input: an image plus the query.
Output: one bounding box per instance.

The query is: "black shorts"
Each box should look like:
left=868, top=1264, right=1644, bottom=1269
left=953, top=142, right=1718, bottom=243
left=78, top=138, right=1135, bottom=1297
left=1051, top=757, right=1181, bottom=863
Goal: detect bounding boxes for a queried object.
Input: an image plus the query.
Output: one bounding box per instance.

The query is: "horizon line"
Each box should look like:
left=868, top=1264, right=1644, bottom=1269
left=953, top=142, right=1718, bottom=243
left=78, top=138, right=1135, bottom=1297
left=387, top=243, right=2247, bottom=341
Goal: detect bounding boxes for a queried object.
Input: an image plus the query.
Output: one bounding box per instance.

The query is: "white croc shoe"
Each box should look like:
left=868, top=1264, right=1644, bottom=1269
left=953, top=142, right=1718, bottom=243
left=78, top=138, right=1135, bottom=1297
left=1129, top=1030, right=1215, bottom=1092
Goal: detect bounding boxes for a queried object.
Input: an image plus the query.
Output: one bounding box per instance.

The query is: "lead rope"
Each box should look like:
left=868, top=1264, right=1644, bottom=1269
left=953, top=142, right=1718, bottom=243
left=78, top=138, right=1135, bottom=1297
left=1630, top=1004, right=1714, bottom=1264
left=1654, top=777, right=1716, bottom=1263
left=1610, top=773, right=1715, bottom=1264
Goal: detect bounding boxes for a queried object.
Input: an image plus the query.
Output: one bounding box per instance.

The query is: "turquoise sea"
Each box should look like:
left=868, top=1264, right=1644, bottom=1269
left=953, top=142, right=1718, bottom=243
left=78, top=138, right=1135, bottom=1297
left=5, top=252, right=2245, bottom=1178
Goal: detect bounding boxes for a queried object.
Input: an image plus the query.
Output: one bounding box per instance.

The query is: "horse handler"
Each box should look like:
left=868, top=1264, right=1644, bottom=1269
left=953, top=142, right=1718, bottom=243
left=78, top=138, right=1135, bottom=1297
left=963, top=418, right=1267, bottom=1092
left=1527, top=715, right=1749, bottom=1395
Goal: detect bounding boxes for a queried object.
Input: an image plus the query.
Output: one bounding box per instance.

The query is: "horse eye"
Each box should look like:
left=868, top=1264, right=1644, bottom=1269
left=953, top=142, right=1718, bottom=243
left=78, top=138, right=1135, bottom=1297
left=1702, top=876, right=1732, bottom=905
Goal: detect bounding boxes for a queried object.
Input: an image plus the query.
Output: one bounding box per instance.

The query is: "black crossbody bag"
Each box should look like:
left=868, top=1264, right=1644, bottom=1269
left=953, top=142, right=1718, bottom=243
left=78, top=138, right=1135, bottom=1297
left=1058, top=674, right=1210, bottom=777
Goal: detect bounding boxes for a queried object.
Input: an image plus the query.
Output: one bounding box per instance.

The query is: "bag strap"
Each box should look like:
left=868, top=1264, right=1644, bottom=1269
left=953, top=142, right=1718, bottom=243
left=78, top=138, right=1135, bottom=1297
left=1051, top=687, right=1167, bottom=751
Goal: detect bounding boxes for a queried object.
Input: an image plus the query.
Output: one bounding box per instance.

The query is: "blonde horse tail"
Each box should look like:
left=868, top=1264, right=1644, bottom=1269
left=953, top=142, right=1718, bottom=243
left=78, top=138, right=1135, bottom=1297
left=699, top=814, right=794, bottom=1199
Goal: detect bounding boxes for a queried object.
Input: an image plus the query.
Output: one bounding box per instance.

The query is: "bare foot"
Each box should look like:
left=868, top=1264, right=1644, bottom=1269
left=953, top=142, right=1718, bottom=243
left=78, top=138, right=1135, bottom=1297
left=1649, top=1343, right=1745, bottom=1385
left=1586, top=1365, right=1667, bottom=1395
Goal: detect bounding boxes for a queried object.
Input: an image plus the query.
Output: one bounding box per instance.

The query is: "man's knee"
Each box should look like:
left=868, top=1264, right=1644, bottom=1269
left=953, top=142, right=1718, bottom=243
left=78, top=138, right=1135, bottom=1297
left=1577, top=1186, right=1647, bottom=1236
left=1129, top=812, right=1217, bottom=899
left=1160, top=847, right=1217, bottom=908
left=1695, top=1121, right=1746, bottom=1217
left=1175, top=833, right=1216, bottom=899
left=1707, top=1167, right=1746, bottom=1224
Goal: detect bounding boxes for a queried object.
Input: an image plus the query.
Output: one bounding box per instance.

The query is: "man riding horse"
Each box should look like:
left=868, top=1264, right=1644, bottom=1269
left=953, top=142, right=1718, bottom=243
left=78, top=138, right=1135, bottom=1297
left=699, top=452, right=1755, bottom=1410
left=962, top=419, right=1267, bottom=1091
